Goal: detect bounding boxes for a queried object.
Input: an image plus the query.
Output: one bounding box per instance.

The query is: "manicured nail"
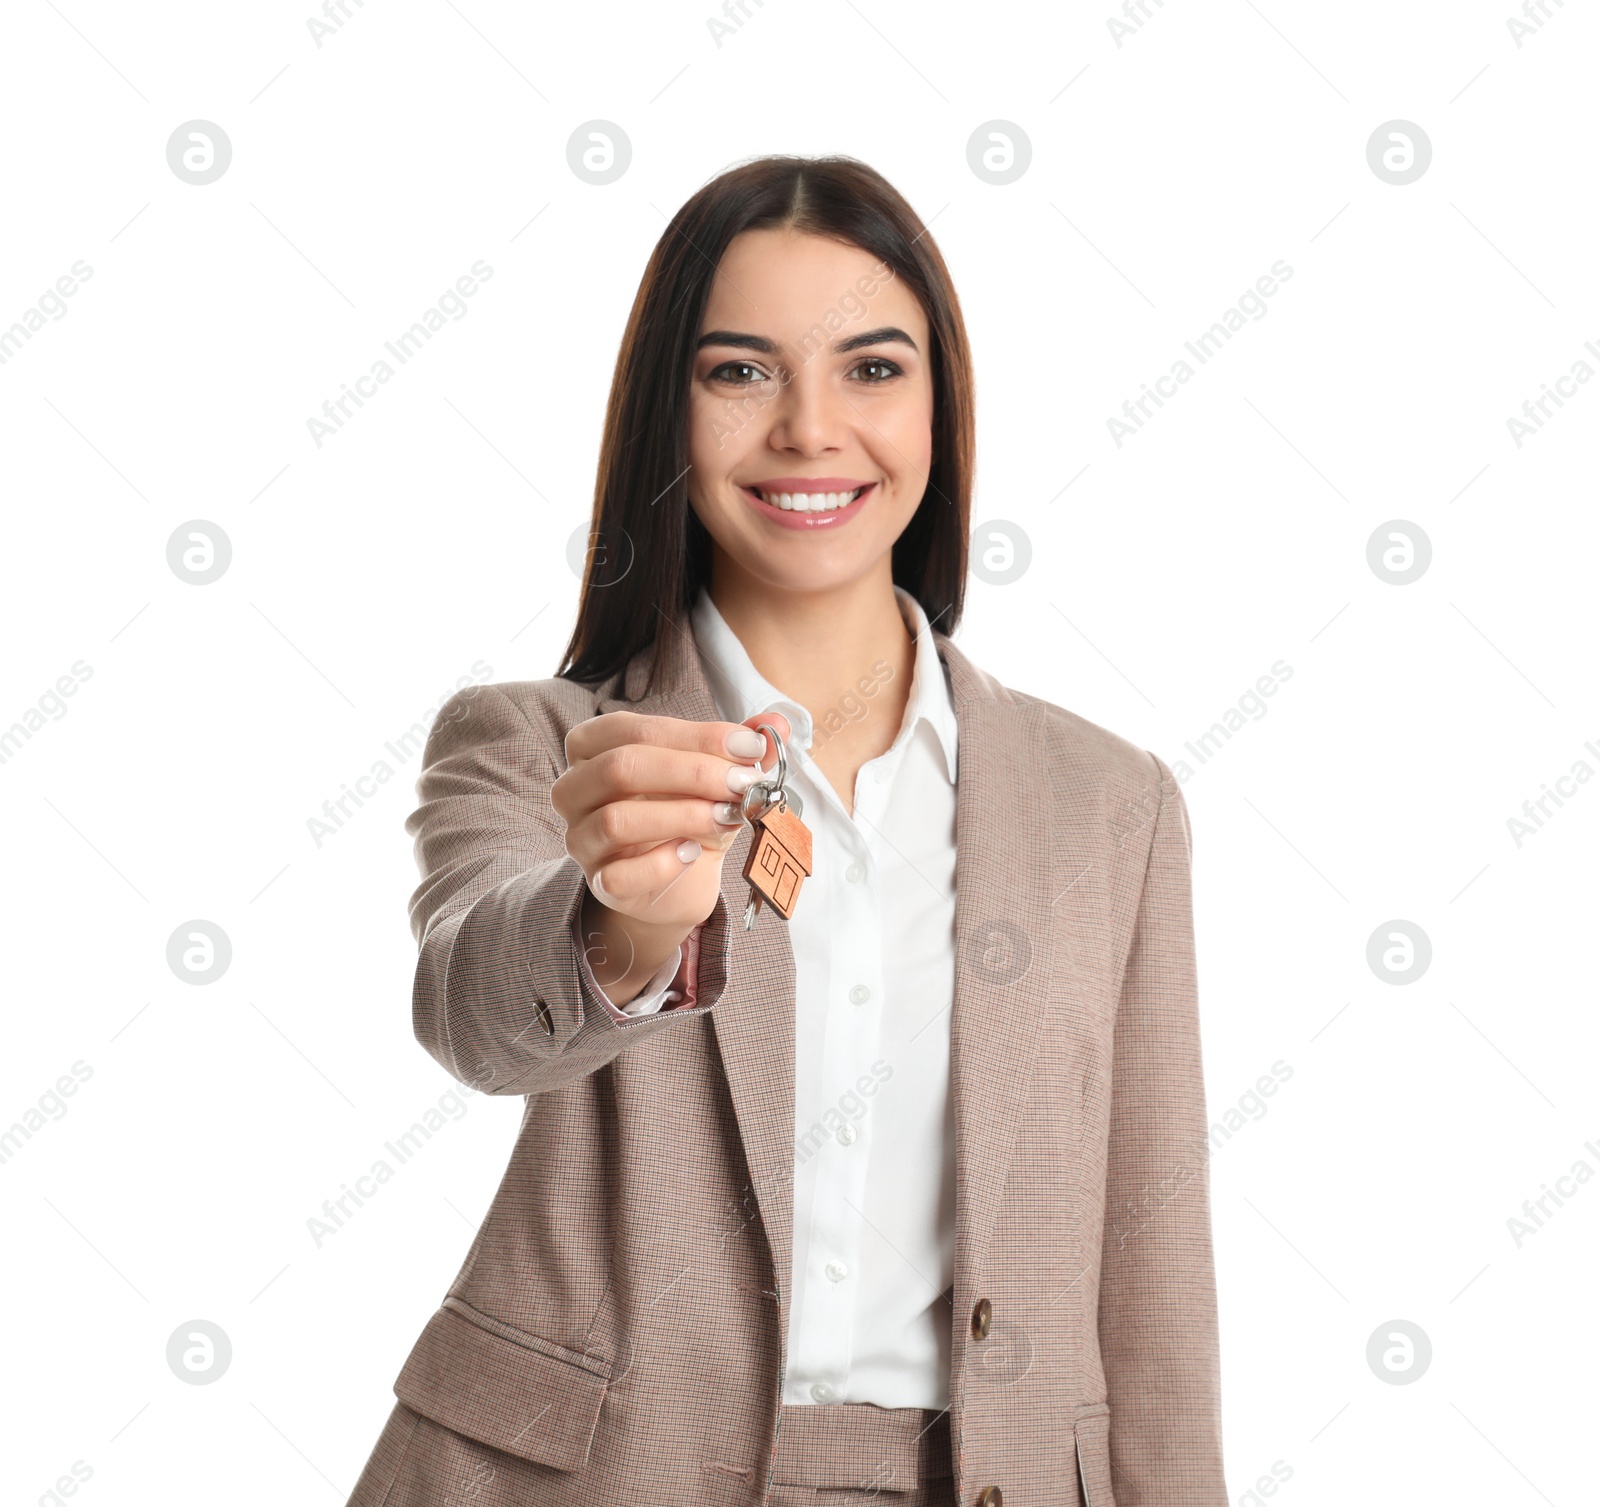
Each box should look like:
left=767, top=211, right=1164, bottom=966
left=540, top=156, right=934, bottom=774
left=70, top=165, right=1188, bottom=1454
left=676, top=839, right=702, bottom=864
left=725, top=727, right=766, bottom=758
left=727, top=765, right=761, bottom=793
left=591, top=869, right=610, bottom=899
left=711, top=801, right=743, bottom=825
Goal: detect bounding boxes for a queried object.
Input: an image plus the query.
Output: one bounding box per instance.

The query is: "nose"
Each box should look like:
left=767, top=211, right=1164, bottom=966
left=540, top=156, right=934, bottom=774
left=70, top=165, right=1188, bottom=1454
left=764, top=364, right=849, bottom=455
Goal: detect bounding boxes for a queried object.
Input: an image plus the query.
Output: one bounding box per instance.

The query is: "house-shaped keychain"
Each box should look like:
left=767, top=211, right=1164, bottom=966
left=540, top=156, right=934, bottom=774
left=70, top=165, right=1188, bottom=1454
left=741, top=799, right=813, bottom=926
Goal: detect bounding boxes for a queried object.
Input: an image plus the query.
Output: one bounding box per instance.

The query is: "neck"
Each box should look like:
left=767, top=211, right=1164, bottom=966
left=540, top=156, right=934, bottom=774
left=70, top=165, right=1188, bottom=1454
left=706, top=557, right=917, bottom=752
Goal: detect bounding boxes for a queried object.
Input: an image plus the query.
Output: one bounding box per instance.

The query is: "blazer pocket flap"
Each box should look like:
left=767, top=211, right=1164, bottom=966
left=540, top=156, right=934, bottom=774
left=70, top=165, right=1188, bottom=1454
left=394, top=1306, right=608, bottom=1472
left=1073, top=1403, right=1117, bottom=1507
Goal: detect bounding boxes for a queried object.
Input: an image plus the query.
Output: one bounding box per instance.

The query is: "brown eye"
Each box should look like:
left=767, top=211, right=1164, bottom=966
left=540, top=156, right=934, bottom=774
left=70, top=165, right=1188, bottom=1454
left=708, top=361, right=774, bottom=386
left=851, top=359, right=903, bottom=384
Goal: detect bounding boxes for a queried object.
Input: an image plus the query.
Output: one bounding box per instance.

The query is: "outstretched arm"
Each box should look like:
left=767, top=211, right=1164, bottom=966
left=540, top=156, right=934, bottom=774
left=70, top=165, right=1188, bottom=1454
left=405, top=684, right=731, bottom=1097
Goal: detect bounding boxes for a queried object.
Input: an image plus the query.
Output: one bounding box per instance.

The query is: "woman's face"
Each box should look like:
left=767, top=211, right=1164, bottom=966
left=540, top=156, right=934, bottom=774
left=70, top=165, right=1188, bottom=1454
left=686, top=228, right=934, bottom=598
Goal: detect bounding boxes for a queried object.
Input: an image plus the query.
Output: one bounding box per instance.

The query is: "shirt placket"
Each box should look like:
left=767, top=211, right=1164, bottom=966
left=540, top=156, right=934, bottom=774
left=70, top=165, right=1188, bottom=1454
left=794, top=742, right=898, bottom=1403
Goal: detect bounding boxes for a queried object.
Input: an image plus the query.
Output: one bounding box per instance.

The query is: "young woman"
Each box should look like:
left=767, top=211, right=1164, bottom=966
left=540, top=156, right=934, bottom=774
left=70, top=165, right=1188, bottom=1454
left=348, top=155, right=1227, bottom=1507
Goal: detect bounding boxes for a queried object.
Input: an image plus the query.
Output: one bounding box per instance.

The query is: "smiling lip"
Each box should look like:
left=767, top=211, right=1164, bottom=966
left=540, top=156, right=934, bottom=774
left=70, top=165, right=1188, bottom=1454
left=740, top=479, right=876, bottom=530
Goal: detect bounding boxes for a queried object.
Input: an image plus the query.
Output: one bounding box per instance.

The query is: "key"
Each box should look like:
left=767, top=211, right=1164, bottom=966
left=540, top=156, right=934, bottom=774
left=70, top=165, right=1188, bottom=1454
left=738, top=722, right=813, bottom=930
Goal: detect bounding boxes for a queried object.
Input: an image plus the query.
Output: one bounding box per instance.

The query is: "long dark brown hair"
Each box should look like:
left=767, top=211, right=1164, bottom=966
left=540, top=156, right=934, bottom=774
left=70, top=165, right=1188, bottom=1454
left=557, top=154, right=976, bottom=695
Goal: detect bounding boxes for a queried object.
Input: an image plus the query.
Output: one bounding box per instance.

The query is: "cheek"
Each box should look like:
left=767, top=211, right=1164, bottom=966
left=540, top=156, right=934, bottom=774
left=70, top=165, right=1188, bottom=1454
left=688, top=388, right=766, bottom=479
left=685, top=393, right=723, bottom=472
left=687, top=422, right=742, bottom=521
left=880, top=394, right=935, bottom=481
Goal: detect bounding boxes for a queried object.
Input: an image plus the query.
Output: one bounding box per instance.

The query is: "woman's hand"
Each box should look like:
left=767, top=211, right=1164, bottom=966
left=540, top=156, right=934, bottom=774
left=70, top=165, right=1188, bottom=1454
left=553, top=709, right=791, bottom=1001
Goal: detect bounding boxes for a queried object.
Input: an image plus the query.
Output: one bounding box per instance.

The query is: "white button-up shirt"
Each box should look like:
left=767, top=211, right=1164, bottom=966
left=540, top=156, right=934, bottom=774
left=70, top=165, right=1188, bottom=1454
left=573, top=583, right=960, bottom=1410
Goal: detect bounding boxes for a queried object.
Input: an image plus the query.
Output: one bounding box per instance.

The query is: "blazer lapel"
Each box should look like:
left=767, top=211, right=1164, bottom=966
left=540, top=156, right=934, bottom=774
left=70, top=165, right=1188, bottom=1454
left=935, top=635, right=1065, bottom=1369
left=592, top=619, right=1076, bottom=1384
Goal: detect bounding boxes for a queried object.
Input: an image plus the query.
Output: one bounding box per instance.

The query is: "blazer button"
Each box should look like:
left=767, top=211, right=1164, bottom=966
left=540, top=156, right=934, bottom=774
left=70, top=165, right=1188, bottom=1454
left=534, top=997, right=554, bottom=1035
left=976, top=1487, right=1003, bottom=1506
left=971, top=1297, right=992, bottom=1340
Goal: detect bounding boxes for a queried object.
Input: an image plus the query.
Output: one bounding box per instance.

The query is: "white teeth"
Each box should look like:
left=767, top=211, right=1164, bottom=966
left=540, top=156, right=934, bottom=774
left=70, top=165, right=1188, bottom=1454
left=757, top=487, right=864, bottom=512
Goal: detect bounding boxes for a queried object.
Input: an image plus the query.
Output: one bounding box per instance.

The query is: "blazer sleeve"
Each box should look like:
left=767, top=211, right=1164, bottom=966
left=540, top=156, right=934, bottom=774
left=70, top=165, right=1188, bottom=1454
left=1097, top=753, right=1228, bottom=1505
left=404, top=682, right=732, bottom=1097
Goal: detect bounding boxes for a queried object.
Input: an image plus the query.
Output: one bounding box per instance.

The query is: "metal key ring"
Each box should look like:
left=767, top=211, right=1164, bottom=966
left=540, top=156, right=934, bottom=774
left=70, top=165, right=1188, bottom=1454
left=738, top=721, right=788, bottom=823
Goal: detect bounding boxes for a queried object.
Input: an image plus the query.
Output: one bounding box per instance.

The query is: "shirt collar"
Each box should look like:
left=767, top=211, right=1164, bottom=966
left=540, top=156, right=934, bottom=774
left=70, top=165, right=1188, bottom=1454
left=688, top=584, right=958, bottom=785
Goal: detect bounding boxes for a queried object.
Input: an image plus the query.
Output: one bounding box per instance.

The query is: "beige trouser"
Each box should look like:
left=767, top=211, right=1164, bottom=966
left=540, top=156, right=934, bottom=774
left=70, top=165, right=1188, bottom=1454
left=764, top=1400, right=956, bottom=1506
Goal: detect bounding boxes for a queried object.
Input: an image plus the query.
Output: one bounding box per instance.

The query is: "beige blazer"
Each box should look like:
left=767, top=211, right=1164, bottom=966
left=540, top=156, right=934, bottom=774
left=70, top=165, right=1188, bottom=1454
left=347, top=622, right=1228, bottom=1507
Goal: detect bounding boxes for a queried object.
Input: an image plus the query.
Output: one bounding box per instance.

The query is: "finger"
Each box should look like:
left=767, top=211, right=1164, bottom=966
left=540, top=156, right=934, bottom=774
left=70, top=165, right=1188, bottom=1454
left=590, top=837, right=714, bottom=913
left=567, top=795, right=746, bottom=872
left=739, top=712, right=793, bottom=775
left=554, top=741, right=768, bottom=824
left=565, top=710, right=769, bottom=769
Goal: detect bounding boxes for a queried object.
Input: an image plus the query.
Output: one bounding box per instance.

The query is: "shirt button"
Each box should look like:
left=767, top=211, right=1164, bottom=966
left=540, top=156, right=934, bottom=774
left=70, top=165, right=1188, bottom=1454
left=845, top=861, right=866, bottom=884
left=811, top=1382, right=835, bottom=1402
left=825, top=1261, right=849, bottom=1282
left=836, top=1123, right=857, bottom=1146
left=849, top=984, right=870, bottom=1005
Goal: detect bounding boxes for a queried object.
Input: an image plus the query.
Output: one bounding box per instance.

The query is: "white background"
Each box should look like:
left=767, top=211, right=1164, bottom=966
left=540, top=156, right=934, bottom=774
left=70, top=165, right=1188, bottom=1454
left=2, top=1, right=1596, bottom=1503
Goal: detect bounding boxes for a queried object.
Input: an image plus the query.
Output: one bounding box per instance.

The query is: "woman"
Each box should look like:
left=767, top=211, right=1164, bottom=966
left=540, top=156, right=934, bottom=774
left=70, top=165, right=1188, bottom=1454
left=348, top=155, right=1226, bottom=1507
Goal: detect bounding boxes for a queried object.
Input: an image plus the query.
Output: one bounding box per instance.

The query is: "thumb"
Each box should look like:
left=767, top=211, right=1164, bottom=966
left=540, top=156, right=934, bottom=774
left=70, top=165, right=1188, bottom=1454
left=740, top=711, right=793, bottom=775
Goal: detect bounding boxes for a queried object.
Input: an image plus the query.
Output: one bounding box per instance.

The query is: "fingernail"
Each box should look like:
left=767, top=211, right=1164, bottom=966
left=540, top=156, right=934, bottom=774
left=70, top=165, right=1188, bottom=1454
left=591, top=869, right=610, bottom=899
left=711, top=801, right=743, bottom=825
left=725, top=727, right=766, bottom=758
left=676, top=839, right=702, bottom=864
left=727, top=765, right=761, bottom=793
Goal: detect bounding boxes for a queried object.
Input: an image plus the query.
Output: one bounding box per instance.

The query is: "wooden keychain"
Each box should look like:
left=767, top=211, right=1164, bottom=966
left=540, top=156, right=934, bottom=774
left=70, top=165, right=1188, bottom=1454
left=738, top=721, right=813, bottom=930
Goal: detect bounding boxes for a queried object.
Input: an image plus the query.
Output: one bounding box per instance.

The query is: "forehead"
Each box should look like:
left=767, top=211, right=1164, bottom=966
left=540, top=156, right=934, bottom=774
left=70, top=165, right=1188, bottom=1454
left=701, top=228, right=925, bottom=343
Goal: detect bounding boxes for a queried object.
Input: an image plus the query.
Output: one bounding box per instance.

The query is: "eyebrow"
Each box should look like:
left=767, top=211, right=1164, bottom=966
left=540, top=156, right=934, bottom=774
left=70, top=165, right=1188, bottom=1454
left=695, top=324, right=920, bottom=357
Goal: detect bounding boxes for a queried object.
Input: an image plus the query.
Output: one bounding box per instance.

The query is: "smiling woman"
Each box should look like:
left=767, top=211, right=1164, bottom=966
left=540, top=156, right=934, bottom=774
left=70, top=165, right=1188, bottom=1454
left=346, top=154, right=1228, bottom=1507
left=685, top=229, right=937, bottom=613
left=562, top=157, right=973, bottom=702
